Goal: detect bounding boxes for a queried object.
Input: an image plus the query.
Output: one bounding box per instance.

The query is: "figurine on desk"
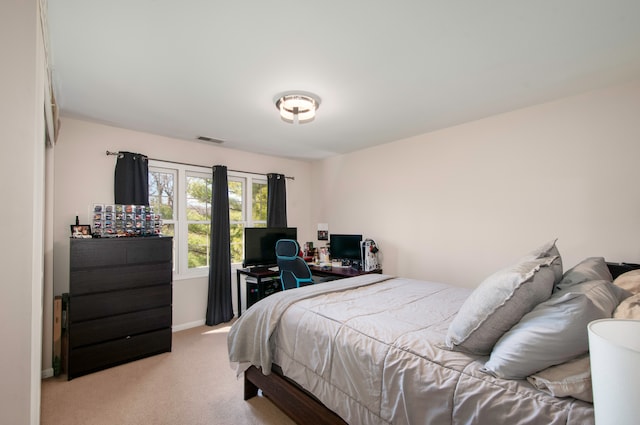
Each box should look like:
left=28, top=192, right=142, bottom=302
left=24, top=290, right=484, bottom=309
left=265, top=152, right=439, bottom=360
left=318, top=247, right=330, bottom=265
left=303, top=242, right=315, bottom=262
left=308, top=246, right=333, bottom=270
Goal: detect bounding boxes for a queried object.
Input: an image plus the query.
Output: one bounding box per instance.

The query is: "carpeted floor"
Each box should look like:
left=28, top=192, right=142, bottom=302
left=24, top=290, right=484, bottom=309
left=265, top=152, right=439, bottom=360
left=41, top=322, right=295, bottom=425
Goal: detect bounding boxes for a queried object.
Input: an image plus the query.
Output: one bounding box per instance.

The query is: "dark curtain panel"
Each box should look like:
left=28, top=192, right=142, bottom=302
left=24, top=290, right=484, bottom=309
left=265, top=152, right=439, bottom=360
left=267, top=173, right=287, bottom=227
left=114, top=151, right=149, bottom=205
left=206, top=165, right=234, bottom=325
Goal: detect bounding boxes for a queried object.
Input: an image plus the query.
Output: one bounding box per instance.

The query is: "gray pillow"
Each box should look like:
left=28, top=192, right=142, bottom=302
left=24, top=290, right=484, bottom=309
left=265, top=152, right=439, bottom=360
left=483, top=279, right=620, bottom=379
left=555, top=257, right=612, bottom=291
left=526, top=238, right=563, bottom=284
left=526, top=354, right=593, bottom=402
left=445, top=254, right=558, bottom=355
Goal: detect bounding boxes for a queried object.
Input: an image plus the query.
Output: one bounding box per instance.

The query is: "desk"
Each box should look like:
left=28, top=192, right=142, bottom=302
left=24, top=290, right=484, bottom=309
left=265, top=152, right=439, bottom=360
left=309, top=264, right=383, bottom=279
left=236, top=266, right=383, bottom=317
left=236, top=268, right=279, bottom=317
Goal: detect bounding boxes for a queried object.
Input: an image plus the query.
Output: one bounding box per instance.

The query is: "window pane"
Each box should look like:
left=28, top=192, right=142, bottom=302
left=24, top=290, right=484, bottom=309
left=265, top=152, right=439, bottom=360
left=186, top=175, right=212, bottom=221
left=161, top=223, right=176, bottom=272
left=229, top=180, right=243, bottom=222
left=188, top=223, right=210, bottom=269
left=161, top=223, right=175, bottom=237
left=252, top=181, right=267, bottom=222
left=230, top=223, right=244, bottom=263
left=149, top=170, right=175, bottom=220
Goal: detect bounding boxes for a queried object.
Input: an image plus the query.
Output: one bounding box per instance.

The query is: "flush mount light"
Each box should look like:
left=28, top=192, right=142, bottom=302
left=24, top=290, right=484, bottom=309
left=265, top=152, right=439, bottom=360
left=274, top=92, right=321, bottom=124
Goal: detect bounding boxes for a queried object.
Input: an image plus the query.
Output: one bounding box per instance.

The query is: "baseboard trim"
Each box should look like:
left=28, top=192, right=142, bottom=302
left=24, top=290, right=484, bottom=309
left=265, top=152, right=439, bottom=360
left=41, top=368, right=54, bottom=379
left=172, top=319, right=205, bottom=332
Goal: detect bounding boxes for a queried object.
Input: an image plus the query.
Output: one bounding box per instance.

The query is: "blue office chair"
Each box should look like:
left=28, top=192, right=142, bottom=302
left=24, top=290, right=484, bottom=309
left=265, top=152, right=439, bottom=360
left=275, top=239, right=315, bottom=290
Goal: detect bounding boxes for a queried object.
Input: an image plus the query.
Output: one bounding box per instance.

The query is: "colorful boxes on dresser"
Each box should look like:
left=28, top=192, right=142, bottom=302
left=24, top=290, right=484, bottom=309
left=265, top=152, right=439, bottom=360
left=92, top=204, right=162, bottom=237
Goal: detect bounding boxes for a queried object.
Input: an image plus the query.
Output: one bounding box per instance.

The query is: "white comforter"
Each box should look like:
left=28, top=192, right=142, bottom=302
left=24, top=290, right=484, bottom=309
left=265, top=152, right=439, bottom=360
left=228, top=275, right=594, bottom=425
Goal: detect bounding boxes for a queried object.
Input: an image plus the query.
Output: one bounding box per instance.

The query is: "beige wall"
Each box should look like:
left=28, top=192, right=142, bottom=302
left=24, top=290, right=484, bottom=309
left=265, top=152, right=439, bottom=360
left=49, top=75, right=640, bottom=384
left=313, top=79, right=640, bottom=288
left=52, top=118, right=315, bottom=329
left=0, top=0, right=45, bottom=424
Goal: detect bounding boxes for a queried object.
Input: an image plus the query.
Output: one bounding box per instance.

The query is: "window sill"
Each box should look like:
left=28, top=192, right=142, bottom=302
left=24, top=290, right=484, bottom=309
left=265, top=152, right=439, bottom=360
left=172, top=264, right=244, bottom=282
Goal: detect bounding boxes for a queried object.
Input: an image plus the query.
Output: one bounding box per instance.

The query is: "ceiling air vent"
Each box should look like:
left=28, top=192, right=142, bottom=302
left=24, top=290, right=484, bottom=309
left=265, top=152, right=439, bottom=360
left=196, top=136, right=224, bottom=144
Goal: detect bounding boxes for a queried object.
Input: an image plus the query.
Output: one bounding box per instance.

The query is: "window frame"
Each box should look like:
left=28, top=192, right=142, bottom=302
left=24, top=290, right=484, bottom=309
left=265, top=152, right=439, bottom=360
left=149, top=160, right=267, bottom=280
left=148, top=165, right=177, bottom=270
left=184, top=170, right=213, bottom=272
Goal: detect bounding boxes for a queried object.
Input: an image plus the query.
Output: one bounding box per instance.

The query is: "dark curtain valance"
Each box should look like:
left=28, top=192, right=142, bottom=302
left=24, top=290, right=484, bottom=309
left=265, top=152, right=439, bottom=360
left=267, top=173, right=287, bottom=227
left=114, top=151, right=149, bottom=205
left=206, top=165, right=234, bottom=325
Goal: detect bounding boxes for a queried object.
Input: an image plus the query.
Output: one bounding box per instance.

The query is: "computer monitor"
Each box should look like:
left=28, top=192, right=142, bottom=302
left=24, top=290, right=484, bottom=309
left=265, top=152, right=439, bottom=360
left=329, top=234, right=363, bottom=262
left=243, top=227, right=297, bottom=269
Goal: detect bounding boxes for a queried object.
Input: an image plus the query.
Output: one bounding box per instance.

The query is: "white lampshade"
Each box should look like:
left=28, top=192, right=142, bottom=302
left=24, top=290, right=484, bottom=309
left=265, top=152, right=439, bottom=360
left=588, top=319, right=640, bottom=425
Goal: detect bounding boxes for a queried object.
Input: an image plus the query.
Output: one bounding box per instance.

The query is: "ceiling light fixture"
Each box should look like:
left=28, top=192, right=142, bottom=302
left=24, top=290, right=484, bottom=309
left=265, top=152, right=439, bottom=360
left=274, top=92, right=321, bottom=124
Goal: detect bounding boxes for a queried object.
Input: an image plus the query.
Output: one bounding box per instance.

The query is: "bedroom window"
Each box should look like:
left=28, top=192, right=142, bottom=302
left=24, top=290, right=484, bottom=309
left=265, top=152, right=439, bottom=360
left=186, top=172, right=212, bottom=270
left=229, top=178, right=244, bottom=264
left=148, top=167, right=176, bottom=269
left=149, top=161, right=267, bottom=278
left=229, top=177, right=268, bottom=263
left=229, top=176, right=267, bottom=264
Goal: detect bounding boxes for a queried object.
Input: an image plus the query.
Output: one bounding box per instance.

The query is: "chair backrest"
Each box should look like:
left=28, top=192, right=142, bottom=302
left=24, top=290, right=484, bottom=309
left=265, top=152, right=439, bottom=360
left=275, top=239, right=313, bottom=290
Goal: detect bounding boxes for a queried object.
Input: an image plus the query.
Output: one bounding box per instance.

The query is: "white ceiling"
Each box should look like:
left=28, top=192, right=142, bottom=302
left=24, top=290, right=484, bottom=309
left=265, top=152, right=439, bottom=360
left=47, top=1, right=640, bottom=160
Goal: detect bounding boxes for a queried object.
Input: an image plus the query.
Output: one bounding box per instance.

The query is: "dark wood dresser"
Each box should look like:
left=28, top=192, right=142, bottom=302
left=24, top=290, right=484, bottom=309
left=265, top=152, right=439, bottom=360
left=68, top=237, right=173, bottom=379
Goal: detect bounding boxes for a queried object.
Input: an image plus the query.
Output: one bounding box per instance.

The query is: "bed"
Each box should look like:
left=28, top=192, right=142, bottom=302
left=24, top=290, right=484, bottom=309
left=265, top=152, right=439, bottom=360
left=228, top=242, right=638, bottom=425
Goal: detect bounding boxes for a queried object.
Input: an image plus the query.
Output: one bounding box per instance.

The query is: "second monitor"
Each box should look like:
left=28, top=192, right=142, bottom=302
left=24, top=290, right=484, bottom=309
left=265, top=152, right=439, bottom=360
left=329, top=234, right=363, bottom=266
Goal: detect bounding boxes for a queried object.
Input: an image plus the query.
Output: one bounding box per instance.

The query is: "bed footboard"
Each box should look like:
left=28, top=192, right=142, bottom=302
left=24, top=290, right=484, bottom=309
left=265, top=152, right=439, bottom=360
left=244, top=365, right=347, bottom=425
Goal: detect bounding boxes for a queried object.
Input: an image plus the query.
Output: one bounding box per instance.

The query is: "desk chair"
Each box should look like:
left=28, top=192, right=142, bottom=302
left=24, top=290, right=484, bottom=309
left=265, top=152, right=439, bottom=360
left=276, top=239, right=328, bottom=290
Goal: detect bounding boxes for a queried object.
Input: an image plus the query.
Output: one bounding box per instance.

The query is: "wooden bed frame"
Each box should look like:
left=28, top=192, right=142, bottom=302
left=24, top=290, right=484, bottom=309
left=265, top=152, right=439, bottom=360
left=244, top=365, right=347, bottom=425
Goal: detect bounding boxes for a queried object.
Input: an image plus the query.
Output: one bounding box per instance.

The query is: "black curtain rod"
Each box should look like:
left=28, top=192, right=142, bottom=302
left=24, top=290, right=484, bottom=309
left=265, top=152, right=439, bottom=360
left=105, top=150, right=294, bottom=180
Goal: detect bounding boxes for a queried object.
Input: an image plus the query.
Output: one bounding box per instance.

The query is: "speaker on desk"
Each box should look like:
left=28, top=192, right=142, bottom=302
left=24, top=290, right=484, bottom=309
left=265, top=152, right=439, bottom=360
left=246, top=283, right=260, bottom=309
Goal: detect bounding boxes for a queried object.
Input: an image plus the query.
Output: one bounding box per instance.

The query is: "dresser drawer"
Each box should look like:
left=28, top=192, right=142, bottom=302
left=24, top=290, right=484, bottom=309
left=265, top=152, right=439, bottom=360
left=70, top=237, right=173, bottom=269
left=70, top=285, right=172, bottom=322
left=70, top=262, right=172, bottom=294
left=68, top=328, right=172, bottom=379
left=70, top=306, right=172, bottom=349
left=70, top=240, right=126, bottom=269
left=125, top=238, right=173, bottom=264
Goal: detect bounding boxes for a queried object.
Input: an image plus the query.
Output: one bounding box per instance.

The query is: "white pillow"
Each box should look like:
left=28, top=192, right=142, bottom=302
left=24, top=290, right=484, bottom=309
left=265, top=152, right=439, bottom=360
left=483, top=279, right=619, bottom=379
left=445, top=254, right=558, bottom=355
